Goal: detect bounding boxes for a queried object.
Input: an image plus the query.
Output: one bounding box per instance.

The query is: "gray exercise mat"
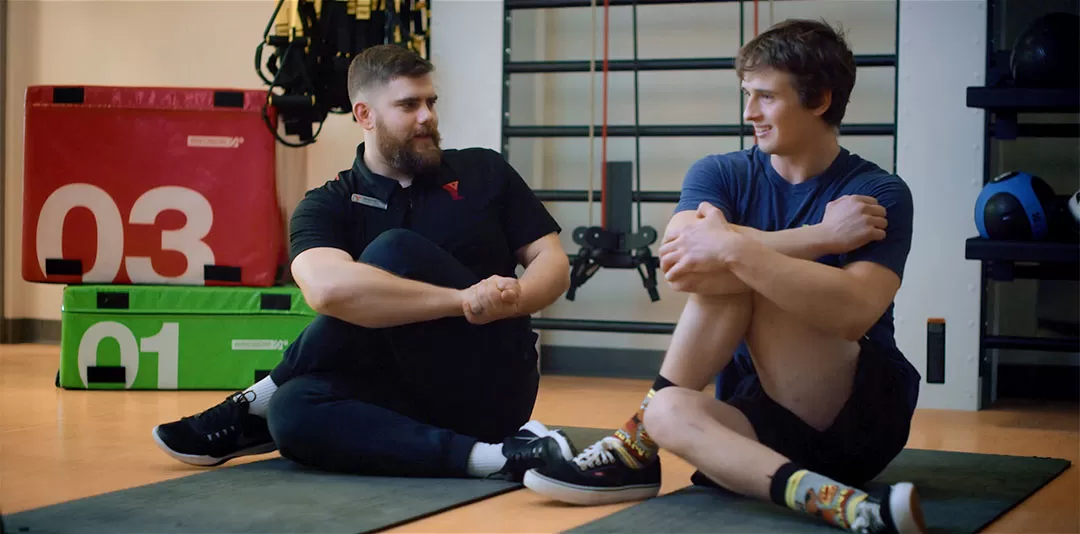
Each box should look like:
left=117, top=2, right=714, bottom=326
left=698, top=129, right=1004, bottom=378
left=2, top=426, right=612, bottom=534
left=567, top=448, right=1071, bottom=533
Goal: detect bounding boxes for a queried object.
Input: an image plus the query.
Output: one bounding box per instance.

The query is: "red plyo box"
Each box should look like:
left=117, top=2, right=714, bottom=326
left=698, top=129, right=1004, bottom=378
left=22, top=85, right=285, bottom=287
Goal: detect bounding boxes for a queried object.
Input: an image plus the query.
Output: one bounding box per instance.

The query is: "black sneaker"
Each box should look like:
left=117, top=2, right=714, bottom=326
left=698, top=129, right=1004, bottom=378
left=850, top=482, right=927, bottom=534
left=152, top=391, right=276, bottom=467
left=523, top=436, right=662, bottom=505
left=491, top=420, right=577, bottom=481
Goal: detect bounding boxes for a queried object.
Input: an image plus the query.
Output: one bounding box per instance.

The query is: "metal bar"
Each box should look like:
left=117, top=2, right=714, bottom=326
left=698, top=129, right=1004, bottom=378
left=534, top=190, right=680, bottom=202
left=738, top=0, right=745, bottom=152
left=532, top=317, right=676, bottom=334
left=505, top=54, right=895, bottom=73
left=983, top=335, right=1080, bottom=353
left=506, top=123, right=895, bottom=137
left=508, top=0, right=738, bottom=9
left=978, top=0, right=995, bottom=410
left=631, top=0, right=642, bottom=233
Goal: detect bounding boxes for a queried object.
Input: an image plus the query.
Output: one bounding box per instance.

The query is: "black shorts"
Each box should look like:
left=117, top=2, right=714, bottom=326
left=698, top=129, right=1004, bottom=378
left=716, top=338, right=920, bottom=487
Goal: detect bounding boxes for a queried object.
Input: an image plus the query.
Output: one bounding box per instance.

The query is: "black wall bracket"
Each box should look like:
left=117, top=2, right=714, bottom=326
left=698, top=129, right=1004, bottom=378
left=567, top=161, right=661, bottom=302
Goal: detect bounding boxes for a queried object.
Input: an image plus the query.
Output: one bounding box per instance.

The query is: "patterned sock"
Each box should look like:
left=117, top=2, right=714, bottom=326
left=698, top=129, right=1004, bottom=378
left=611, top=375, right=674, bottom=467
left=769, top=462, right=870, bottom=532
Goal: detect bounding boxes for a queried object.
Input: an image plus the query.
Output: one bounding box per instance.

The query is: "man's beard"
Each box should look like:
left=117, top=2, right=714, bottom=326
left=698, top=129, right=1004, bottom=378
left=376, top=119, right=443, bottom=179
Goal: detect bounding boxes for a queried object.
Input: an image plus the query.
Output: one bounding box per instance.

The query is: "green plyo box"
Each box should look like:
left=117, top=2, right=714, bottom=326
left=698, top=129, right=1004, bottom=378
left=59, top=285, right=316, bottom=390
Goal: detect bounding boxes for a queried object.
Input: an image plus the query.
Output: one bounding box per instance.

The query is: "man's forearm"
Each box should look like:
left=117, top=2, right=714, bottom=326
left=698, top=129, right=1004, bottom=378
left=307, top=262, right=462, bottom=328
left=733, top=224, right=831, bottom=261
left=516, top=250, right=571, bottom=315
left=687, top=224, right=831, bottom=295
left=724, top=236, right=873, bottom=340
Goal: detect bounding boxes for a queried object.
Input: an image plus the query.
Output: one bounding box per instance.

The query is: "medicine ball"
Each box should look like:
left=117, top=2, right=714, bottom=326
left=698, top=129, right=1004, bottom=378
left=974, top=171, right=1058, bottom=240
left=1010, top=12, right=1080, bottom=88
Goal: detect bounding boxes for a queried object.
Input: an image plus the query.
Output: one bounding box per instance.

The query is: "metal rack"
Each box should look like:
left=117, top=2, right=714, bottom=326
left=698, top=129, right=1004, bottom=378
left=501, top=0, right=900, bottom=336
left=965, top=0, right=1080, bottom=407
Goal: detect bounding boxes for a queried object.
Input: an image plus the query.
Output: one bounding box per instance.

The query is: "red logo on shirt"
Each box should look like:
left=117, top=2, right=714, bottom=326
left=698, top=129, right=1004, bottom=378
left=442, top=181, right=463, bottom=200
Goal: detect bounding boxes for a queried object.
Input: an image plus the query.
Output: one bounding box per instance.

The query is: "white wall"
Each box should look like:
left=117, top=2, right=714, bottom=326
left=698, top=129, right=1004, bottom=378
left=894, top=0, right=986, bottom=411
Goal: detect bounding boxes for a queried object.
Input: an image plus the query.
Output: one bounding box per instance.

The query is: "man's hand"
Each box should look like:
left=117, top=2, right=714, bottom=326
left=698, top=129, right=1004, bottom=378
left=659, top=203, right=748, bottom=293
left=461, top=275, right=523, bottom=325
left=819, top=195, right=887, bottom=255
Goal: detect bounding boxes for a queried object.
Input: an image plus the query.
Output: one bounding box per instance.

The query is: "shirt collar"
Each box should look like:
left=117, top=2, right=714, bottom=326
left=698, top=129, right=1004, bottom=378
left=351, top=143, right=402, bottom=202
left=351, top=142, right=456, bottom=199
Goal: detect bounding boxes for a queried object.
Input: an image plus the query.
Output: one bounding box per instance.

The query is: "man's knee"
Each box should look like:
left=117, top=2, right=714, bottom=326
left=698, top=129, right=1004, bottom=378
left=359, top=229, right=435, bottom=276
left=686, top=291, right=754, bottom=329
left=266, top=378, right=320, bottom=463
left=642, top=387, right=705, bottom=451
left=643, top=387, right=758, bottom=451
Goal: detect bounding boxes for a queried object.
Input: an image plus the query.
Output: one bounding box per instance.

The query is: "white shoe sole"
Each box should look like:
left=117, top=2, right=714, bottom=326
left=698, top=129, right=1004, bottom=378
left=152, top=426, right=276, bottom=467
left=523, top=468, right=660, bottom=506
left=889, top=482, right=928, bottom=534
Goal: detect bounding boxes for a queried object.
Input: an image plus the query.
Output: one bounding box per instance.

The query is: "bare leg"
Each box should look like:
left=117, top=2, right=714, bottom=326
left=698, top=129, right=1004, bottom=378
left=643, top=387, right=783, bottom=499
left=658, top=292, right=753, bottom=391
left=643, top=289, right=859, bottom=498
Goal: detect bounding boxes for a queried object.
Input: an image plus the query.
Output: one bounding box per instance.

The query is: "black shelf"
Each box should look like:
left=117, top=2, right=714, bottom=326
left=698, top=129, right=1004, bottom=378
left=505, top=123, right=894, bottom=137
left=984, top=335, right=1080, bottom=353
left=967, top=86, right=1080, bottom=113
left=965, top=237, right=1080, bottom=264
left=534, top=189, right=679, bottom=202
left=506, top=54, right=895, bottom=74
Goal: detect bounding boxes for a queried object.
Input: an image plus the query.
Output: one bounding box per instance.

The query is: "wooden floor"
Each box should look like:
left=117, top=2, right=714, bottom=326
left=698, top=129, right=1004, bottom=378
left=1, top=344, right=1078, bottom=533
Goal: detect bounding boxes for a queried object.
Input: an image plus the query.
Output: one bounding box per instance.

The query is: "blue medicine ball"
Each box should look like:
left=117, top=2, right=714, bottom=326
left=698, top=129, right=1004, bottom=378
left=975, top=171, right=1058, bottom=240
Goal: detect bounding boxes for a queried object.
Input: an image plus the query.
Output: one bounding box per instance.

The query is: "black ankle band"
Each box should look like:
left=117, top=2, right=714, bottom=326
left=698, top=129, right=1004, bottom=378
left=652, top=375, right=675, bottom=392
left=769, top=461, right=803, bottom=507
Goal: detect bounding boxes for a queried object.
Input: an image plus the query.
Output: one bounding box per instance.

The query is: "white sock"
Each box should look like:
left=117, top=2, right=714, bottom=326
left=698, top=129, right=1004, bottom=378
left=242, top=376, right=278, bottom=418
left=466, top=442, right=506, bottom=477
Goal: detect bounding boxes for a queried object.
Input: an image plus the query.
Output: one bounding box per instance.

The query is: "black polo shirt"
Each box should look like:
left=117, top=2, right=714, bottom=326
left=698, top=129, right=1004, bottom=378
left=288, top=143, right=561, bottom=282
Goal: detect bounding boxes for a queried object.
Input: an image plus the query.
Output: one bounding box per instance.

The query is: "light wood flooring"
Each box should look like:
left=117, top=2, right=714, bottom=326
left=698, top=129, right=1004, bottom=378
left=1, top=344, right=1077, bottom=532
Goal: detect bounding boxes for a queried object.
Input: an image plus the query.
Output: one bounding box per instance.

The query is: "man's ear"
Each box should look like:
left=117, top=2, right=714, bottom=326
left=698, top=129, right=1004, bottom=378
left=811, top=89, right=832, bottom=118
left=353, top=100, right=375, bottom=130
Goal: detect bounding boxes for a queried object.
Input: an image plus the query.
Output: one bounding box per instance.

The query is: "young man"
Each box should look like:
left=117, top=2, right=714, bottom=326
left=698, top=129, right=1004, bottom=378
left=152, top=44, right=577, bottom=480
left=523, top=19, right=926, bottom=534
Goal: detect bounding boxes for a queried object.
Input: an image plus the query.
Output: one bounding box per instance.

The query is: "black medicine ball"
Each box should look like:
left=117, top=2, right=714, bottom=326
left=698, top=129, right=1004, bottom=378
left=1010, top=12, right=1080, bottom=88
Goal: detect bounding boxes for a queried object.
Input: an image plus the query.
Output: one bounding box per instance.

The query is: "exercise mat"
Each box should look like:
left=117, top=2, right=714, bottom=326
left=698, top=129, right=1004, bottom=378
left=567, top=448, right=1071, bottom=533
left=2, top=426, right=611, bottom=534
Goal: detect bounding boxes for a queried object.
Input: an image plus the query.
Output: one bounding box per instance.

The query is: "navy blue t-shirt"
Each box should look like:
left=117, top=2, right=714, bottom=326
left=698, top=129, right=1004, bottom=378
left=675, top=146, right=920, bottom=405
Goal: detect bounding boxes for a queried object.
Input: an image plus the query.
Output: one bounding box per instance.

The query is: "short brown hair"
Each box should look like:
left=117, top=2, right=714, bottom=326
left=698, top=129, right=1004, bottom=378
left=735, top=19, right=856, bottom=127
left=348, top=44, right=434, bottom=102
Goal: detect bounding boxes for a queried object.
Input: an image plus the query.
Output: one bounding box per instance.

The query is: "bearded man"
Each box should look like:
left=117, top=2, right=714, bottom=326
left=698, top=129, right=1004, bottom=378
left=152, top=44, right=577, bottom=481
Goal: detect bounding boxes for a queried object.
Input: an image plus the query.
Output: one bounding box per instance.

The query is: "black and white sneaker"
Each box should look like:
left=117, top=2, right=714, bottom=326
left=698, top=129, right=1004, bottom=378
left=850, top=482, right=927, bottom=534
left=492, top=420, right=577, bottom=481
left=152, top=391, right=276, bottom=467
left=523, top=436, right=662, bottom=505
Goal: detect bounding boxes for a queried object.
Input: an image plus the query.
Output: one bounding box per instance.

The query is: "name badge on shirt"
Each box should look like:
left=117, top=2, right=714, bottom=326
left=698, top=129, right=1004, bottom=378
left=351, top=194, right=387, bottom=210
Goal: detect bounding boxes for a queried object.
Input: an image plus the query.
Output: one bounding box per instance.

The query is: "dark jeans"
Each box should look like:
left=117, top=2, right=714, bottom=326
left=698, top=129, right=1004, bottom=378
left=265, top=229, right=540, bottom=477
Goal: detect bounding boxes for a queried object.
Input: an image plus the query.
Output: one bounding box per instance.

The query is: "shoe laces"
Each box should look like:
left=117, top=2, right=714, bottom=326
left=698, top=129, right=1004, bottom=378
left=850, top=500, right=887, bottom=534
left=572, top=437, right=622, bottom=471
left=184, top=391, right=255, bottom=439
